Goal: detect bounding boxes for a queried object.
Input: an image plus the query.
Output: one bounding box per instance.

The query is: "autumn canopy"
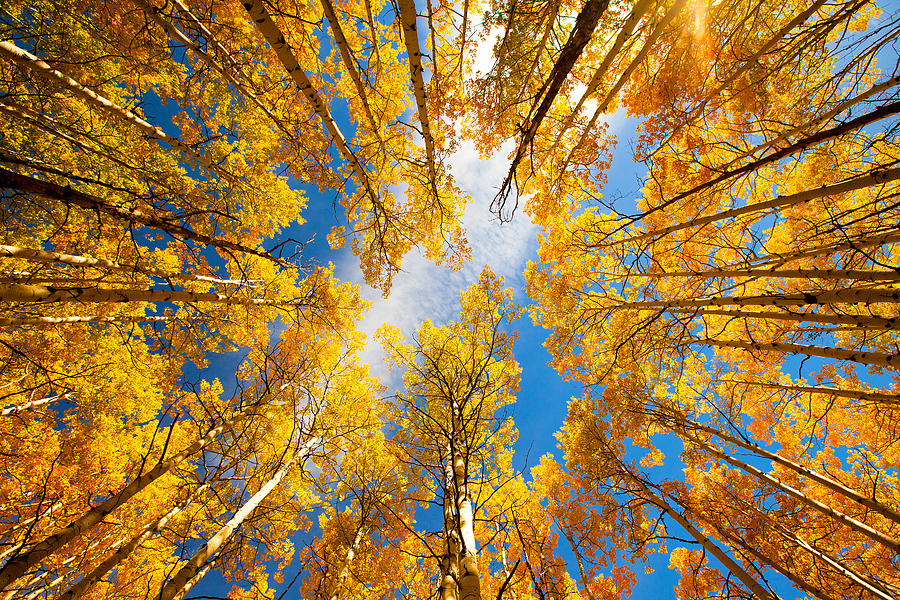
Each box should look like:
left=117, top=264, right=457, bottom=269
left=1, top=0, right=899, bottom=598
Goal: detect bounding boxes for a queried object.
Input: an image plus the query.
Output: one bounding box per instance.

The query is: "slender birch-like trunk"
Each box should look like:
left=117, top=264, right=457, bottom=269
left=635, top=268, right=900, bottom=282
left=693, top=439, right=900, bottom=553
left=167, top=562, right=212, bottom=600
left=611, top=165, right=900, bottom=248
left=747, top=381, right=900, bottom=406
left=451, top=448, right=480, bottom=600
left=396, top=0, right=438, bottom=188
left=0, top=283, right=307, bottom=307
left=440, top=446, right=459, bottom=600
left=668, top=414, right=900, bottom=524
left=553, top=0, right=687, bottom=183
left=772, top=522, right=899, bottom=599
left=0, top=315, right=193, bottom=328
left=1, top=394, right=69, bottom=417
left=559, top=523, right=596, bottom=600
left=548, top=0, right=654, bottom=147
left=0, top=41, right=232, bottom=181
left=0, top=400, right=265, bottom=589
left=327, top=522, right=365, bottom=600
left=242, top=0, right=377, bottom=202
left=0, top=168, right=285, bottom=265
left=666, top=307, right=900, bottom=330
left=0, top=502, right=66, bottom=565
left=613, top=286, right=900, bottom=310
left=155, top=438, right=318, bottom=600
left=319, top=0, right=378, bottom=131
left=691, top=338, right=900, bottom=369
left=729, top=74, right=900, bottom=164
left=5, top=534, right=118, bottom=600
left=57, top=480, right=216, bottom=600
left=494, top=0, right=609, bottom=215
left=626, top=472, right=779, bottom=600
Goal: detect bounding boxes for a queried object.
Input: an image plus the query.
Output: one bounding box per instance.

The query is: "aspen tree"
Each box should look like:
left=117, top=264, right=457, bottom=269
left=0, top=395, right=269, bottom=590
left=381, top=269, right=520, bottom=600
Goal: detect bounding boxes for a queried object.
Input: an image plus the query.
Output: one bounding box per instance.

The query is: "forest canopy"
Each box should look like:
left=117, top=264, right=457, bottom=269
left=1, top=0, right=899, bottom=598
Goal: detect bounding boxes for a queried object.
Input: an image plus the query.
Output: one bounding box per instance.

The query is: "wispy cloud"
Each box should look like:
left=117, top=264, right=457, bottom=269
left=337, top=139, right=538, bottom=382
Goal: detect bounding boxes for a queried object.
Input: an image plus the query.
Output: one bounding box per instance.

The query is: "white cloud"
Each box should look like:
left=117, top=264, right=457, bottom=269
left=472, top=24, right=501, bottom=76
left=337, top=139, right=538, bottom=383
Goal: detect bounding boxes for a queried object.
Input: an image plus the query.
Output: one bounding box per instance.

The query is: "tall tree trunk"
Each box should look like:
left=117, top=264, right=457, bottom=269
left=0, top=42, right=232, bottom=181
left=550, top=0, right=654, bottom=146
left=242, top=0, right=377, bottom=203
left=746, top=381, right=900, bottom=406
left=1, top=394, right=69, bottom=417
left=666, top=413, right=900, bottom=524
left=396, top=0, right=438, bottom=189
left=59, top=475, right=224, bottom=600
left=635, top=267, right=900, bottom=283
left=615, top=286, right=900, bottom=310
left=155, top=438, right=319, bottom=600
left=0, top=283, right=307, bottom=308
left=318, top=0, right=378, bottom=132
left=493, top=0, right=610, bottom=217
left=666, top=307, right=899, bottom=330
left=0, top=315, right=195, bottom=328
left=691, top=338, right=900, bottom=369
left=730, top=74, right=900, bottom=164
left=327, top=521, right=365, bottom=600
left=0, top=168, right=286, bottom=265
left=692, top=438, right=900, bottom=553
left=609, top=165, right=900, bottom=248
left=0, top=399, right=266, bottom=589
left=552, top=0, right=688, bottom=185
left=441, top=445, right=459, bottom=600
left=624, top=468, right=779, bottom=600
left=452, top=449, right=480, bottom=600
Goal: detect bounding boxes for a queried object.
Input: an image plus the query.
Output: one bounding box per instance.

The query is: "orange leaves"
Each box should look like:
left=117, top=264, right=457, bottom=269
left=668, top=548, right=722, bottom=600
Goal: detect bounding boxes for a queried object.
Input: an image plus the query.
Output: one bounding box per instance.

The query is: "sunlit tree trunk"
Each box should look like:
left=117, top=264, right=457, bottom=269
left=0, top=283, right=308, bottom=307
left=0, top=400, right=266, bottom=589
left=156, top=438, right=318, bottom=600
left=0, top=394, right=69, bottom=417
left=326, top=522, right=365, bottom=600
left=693, top=438, right=900, bottom=553
left=692, top=338, right=900, bottom=370
left=610, top=165, right=900, bottom=248
left=0, top=168, right=284, bottom=264
left=623, top=467, right=778, bottom=600
left=666, top=307, right=899, bottom=330
left=0, top=41, right=231, bottom=181
left=670, top=414, right=900, bottom=524
left=242, top=0, right=376, bottom=201
left=58, top=479, right=218, bottom=600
